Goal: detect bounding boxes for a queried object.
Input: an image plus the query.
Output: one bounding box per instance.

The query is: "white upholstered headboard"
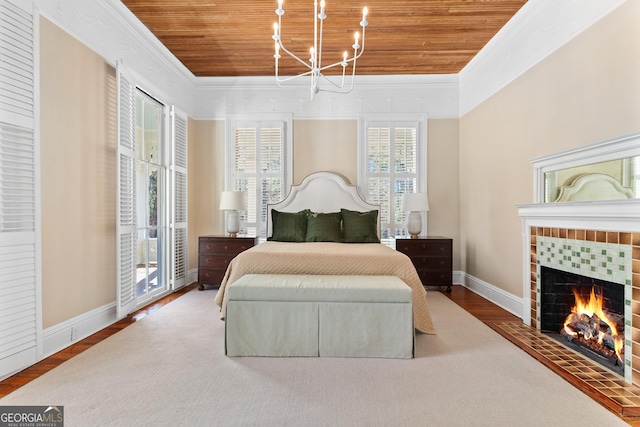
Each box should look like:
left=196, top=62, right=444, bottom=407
left=267, top=171, right=381, bottom=238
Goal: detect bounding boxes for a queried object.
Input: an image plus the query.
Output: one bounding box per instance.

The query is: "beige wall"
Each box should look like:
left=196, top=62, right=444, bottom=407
left=188, top=119, right=226, bottom=270
left=459, top=0, right=640, bottom=297
left=40, top=17, right=117, bottom=327
left=427, top=119, right=461, bottom=270
left=293, top=119, right=358, bottom=185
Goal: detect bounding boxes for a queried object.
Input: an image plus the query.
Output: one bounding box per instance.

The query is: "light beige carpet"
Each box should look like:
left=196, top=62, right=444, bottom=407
left=1, top=290, right=629, bottom=426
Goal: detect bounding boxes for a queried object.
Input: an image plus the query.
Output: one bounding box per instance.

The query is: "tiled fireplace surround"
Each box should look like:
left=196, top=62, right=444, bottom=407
left=518, top=200, right=640, bottom=385
left=530, top=227, right=639, bottom=383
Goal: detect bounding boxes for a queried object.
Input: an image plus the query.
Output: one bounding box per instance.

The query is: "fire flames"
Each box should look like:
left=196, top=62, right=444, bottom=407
left=562, top=286, right=624, bottom=363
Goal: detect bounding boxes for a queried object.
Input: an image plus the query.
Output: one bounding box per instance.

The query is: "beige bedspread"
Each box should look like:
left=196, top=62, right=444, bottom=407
left=214, top=241, right=435, bottom=334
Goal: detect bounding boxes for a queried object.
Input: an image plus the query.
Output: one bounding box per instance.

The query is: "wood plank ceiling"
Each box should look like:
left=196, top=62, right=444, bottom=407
left=121, top=0, right=527, bottom=77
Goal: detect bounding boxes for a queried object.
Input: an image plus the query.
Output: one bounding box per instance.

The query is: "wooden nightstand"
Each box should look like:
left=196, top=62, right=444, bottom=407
left=198, top=235, right=257, bottom=290
left=396, top=236, right=453, bottom=292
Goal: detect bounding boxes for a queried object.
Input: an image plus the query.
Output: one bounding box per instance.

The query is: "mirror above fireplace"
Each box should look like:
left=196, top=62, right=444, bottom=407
left=530, top=131, right=640, bottom=204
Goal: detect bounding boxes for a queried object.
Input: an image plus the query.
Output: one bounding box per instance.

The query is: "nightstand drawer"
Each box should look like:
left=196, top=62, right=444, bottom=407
left=411, top=256, right=451, bottom=270
left=198, top=268, right=226, bottom=284
left=199, top=239, right=254, bottom=255
left=396, top=241, right=451, bottom=257
left=416, top=269, right=451, bottom=286
left=199, top=254, right=237, bottom=268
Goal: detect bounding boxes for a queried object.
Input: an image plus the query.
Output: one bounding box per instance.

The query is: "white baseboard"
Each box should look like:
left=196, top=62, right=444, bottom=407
left=457, top=271, right=524, bottom=319
left=42, top=275, right=201, bottom=359
left=43, top=302, right=117, bottom=358
left=188, top=268, right=198, bottom=286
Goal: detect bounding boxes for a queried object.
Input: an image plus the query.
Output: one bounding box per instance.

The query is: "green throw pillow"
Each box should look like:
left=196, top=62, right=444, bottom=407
left=306, top=211, right=342, bottom=242
left=269, top=209, right=309, bottom=242
left=341, top=208, right=380, bottom=243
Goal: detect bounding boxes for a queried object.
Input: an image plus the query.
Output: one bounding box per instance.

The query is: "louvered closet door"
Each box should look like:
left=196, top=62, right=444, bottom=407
left=171, top=107, right=187, bottom=289
left=0, top=0, right=40, bottom=379
left=116, top=64, right=137, bottom=318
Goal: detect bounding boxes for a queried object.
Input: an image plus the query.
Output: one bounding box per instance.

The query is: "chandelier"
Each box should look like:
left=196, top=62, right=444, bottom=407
left=272, top=0, right=368, bottom=100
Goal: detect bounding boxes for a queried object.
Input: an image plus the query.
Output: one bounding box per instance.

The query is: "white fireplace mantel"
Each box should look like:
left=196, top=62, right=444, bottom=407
left=517, top=199, right=640, bottom=231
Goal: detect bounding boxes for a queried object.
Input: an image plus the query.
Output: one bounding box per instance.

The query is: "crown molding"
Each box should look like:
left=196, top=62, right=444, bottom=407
left=459, top=0, right=626, bottom=117
left=192, top=74, right=460, bottom=120
left=193, top=74, right=458, bottom=90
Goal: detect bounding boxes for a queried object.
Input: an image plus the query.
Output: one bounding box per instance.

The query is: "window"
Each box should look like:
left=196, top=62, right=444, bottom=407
left=360, top=116, right=426, bottom=239
left=228, top=116, right=292, bottom=239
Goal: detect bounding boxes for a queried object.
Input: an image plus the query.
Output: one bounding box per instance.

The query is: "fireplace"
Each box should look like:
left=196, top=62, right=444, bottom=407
left=517, top=216, right=640, bottom=385
left=540, top=266, right=625, bottom=376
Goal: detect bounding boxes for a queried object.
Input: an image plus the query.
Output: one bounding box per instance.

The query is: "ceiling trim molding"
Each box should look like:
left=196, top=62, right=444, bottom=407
left=459, top=0, right=626, bottom=117
left=193, top=74, right=458, bottom=90
left=192, top=76, right=460, bottom=120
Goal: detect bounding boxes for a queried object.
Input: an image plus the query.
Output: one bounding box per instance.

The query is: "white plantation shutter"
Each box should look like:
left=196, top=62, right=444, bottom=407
left=0, top=0, right=34, bottom=129
left=116, top=64, right=137, bottom=318
left=171, top=107, right=187, bottom=289
left=364, top=120, right=422, bottom=238
left=0, top=0, right=39, bottom=379
left=231, top=121, right=286, bottom=239
left=234, top=127, right=257, bottom=234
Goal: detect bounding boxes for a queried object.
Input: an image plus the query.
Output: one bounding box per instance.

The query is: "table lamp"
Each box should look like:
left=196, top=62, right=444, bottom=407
left=219, top=191, right=245, bottom=237
left=402, top=192, right=430, bottom=239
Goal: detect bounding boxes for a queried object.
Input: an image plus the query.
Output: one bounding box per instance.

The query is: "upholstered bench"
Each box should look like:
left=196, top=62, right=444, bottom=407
left=225, top=274, right=414, bottom=358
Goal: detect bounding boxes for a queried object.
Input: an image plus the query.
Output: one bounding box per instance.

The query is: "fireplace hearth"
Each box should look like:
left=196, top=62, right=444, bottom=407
left=541, top=266, right=625, bottom=376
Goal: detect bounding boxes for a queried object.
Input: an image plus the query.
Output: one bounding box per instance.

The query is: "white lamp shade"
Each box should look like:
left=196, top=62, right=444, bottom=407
left=219, top=191, right=245, bottom=211
left=402, top=192, right=430, bottom=212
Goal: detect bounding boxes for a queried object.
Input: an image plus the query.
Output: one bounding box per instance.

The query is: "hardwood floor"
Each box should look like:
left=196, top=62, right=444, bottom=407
left=1, top=284, right=638, bottom=425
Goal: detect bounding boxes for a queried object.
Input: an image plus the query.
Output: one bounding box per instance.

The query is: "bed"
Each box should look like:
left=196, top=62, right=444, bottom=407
left=214, top=171, right=435, bottom=335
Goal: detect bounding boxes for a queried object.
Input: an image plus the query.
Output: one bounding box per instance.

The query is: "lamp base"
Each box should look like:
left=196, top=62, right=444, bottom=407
left=225, top=211, right=240, bottom=238
left=407, top=211, right=422, bottom=239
